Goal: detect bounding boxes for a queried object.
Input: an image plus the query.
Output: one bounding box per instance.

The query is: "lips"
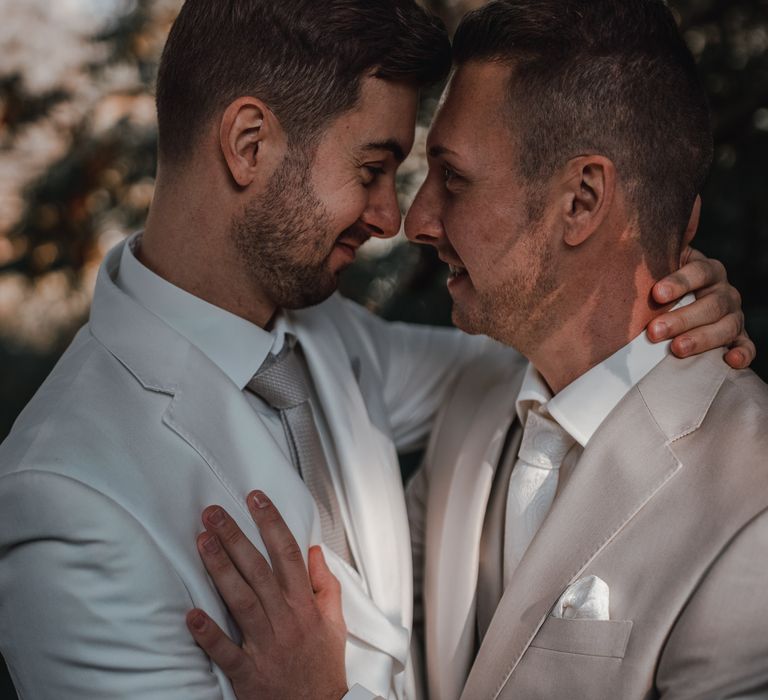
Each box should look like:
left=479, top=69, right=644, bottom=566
left=336, top=226, right=371, bottom=253
left=440, top=252, right=468, bottom=279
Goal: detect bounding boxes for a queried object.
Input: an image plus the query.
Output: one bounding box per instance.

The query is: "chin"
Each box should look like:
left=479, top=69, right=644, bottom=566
left=451, top=304, right=485, bottom=337
left=276, top=272, right=339, bottom=310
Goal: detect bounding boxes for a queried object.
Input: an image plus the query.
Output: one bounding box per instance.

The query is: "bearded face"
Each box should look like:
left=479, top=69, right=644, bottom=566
left=230, top=148, right=344, bottom=310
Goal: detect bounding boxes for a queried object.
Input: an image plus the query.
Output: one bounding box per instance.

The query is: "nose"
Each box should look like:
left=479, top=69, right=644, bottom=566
left=404, top=177, right=444, bottom=247
left=361, top=179, right=402, bottom=239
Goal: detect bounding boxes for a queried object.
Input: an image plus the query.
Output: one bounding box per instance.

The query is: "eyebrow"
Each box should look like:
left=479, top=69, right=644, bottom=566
left=428, top=144, right=460, bottom=159
left=361, top=140, right=406, bottom=164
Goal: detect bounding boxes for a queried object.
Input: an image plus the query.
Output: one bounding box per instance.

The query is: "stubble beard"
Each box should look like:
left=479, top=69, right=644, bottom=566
left=230, top=147, right=339, bottom=310
left=452, top=219, right=560, bottom=352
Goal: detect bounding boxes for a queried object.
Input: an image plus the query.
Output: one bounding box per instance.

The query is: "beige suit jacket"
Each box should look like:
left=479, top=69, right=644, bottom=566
left=408, top=348, right=768, bottom=700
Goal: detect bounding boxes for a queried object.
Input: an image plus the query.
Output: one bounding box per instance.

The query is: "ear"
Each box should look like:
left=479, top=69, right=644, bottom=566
left=560, top=155, right=616, bottom=247
left=219, top=97, right=286, bottom=188
left=679, top=195, right=701, bottom=265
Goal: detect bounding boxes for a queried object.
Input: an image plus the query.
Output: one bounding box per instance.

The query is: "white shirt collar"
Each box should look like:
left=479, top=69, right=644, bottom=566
left=515, top=361, right=554, bottom=426
left=518, top=294, right=695, bottom=447
left=115, top=232, right=288, bottom=390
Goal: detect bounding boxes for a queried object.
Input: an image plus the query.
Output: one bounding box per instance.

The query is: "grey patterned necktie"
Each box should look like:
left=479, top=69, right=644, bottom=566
left=247, top=340, right=355, bottom=568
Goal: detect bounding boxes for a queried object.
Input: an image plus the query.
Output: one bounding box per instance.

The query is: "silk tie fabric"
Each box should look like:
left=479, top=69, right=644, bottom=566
left=247, top=340, right=355, bottom=567
left=503, top=405, right=576, bottom=587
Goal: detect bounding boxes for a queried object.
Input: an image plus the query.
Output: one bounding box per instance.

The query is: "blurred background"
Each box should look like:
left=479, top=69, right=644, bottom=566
left=0, top=0, right=766, bottom=692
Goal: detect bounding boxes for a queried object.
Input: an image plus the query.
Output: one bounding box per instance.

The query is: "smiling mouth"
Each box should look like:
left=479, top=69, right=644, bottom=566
left=448, top=263, right=468, bottom=280
left=335, top=226, right=371, bottom=254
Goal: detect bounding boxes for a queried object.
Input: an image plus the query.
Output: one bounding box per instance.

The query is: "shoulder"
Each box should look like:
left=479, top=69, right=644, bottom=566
left=0, top=323, right=174, bottom=489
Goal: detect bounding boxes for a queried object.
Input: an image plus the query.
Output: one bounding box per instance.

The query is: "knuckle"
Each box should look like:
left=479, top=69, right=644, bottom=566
left=222, top=526, right=243, bottom=547
left=670, top=315, right=688, bottom=334
left=251, top=559, right=275, bottom=586
left=716, top=291, right=731, bottom=317
left=281, top=541, right=303, bottom=563
left=246, top=558, right=273, bottom=587
left=714, top=259, right=727, bottom=279
left=728, top=314, right=742, bottom=339
left=234, top=595, right=261, bottom=619
left=227, top=651, right=253, bottom=682
left=668, top=271, right=685, bottom=289
left=208, top=552, right=232, bottom=573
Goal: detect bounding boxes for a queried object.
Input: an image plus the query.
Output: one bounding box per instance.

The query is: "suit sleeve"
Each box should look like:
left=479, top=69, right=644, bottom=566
left=0, top=470, right=226, bottom=700
left=656, top=508, right=768, bottom=699
left=338, top=297, right=514, bottom=453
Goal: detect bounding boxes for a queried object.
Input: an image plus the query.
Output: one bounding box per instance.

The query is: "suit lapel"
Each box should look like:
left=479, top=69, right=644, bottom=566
left=289, top=307, right=412, bottom=635
left=463, top=383, right=682, bottom=700
left=426, top=372, right=522, bottom=700
left=163, top=343, right=317, bottom=553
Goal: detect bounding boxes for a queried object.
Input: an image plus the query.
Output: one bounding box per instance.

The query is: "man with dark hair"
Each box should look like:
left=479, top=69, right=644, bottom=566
left=0, top=2, right=465, bottom=698
left=400, top=1, right=768, bottom=698
left=0, top=0, right=755, bottom=698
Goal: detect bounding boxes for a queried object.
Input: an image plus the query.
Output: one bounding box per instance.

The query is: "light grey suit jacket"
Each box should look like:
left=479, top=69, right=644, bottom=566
left=409, top=348, right=768, bottom=700
left=0, top=240, right=495, bottom=700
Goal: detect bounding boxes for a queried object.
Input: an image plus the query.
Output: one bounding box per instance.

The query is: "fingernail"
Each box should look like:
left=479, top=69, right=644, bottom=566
left=677, top=338, right=693, bottom=355
left=657, top=284, right=673, bottom=302
left=652, top=321, right=668, bottom=339
left=208, top=507, right=225, bottom=526
left=189, top=610, right=207, bottom=631
left=202, top=534, right=220, bottom=553
left=251, top=491, right=270, bottom=509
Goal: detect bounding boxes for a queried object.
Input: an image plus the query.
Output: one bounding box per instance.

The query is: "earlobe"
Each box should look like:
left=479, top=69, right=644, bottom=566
left=219, top=98, right=271, bottom=188
left=562, top=157, right=615, bottom=247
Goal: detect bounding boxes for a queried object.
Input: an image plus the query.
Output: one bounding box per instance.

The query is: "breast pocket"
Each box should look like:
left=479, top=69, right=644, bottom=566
left=529, top=617, right=633, bottom=658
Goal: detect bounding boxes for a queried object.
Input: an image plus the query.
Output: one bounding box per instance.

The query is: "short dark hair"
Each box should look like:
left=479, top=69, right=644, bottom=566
left=454, top=0, right=714, bottom=269
left=155, top=0, right=451, bottom=163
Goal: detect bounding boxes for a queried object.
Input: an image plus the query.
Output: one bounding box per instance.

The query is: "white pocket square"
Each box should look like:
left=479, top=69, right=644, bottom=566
left=551, top=575, right=610, bottom=620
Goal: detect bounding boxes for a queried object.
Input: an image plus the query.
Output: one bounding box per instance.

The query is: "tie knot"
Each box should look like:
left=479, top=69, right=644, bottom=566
left=247, top=341, right=309, bottom=409
left=518, top=408, right=575, bottom=470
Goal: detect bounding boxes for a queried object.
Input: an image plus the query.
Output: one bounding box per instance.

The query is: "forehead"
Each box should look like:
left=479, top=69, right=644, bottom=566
left=428, top=61, right=514, bottom=155
left=331, top=76, right=419, bottom=154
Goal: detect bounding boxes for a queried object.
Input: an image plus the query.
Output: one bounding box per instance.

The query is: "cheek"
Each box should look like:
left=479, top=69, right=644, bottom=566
left=316, top=182, right=368, bottom=231
left=446, top=200, right=509, bottom=262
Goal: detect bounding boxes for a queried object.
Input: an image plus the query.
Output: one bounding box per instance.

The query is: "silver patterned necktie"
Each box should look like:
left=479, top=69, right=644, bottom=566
left=247, top=340, right=355, bottom=568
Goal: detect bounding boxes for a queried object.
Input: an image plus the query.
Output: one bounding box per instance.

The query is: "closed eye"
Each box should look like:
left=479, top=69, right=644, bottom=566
left=362, top=164, right=386, bottom=185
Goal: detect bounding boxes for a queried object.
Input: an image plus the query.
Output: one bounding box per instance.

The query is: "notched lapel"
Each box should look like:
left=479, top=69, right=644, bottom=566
left=163, top=343, right=317, bottom=557
left=426, top=370, right=521, bottom=700
left=638, top=349, right=730, bottom=442
left=464, top=384, right=682, bottom=700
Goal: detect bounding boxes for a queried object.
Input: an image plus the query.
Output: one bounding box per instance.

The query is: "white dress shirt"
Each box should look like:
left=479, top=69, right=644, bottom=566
left=503, top=294, right=696, bottom=582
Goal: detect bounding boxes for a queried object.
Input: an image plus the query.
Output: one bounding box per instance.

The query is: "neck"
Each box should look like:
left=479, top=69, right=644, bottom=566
left=139, top=166, right=277, bottom=329
left=527, top=261, right=672, bottom=395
